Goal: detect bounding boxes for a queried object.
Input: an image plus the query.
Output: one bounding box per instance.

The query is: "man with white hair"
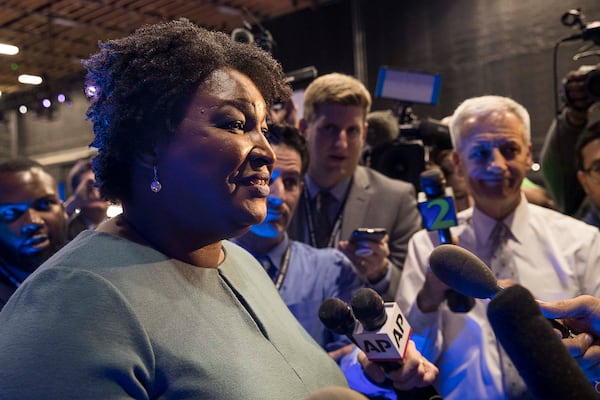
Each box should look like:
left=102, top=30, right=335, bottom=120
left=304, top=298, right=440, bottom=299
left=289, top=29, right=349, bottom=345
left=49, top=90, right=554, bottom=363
left=396, top=95, right=600, bottom=399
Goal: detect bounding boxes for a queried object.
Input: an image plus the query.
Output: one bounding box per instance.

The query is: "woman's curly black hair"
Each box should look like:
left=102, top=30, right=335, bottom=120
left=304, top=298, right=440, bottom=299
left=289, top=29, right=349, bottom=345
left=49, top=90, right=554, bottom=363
left=83, top=18, right=291, bottom=202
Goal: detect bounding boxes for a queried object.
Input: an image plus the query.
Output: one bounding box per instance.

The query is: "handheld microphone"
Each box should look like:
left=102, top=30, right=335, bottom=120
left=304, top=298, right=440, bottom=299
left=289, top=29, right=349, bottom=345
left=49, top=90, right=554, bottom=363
left=319, top=293, right=441, bottom=398
left=487, top=285, right=597, bottom=400
left=318, top=297, right=359, bottom=345
left=418, top=169, right=474, bottom=313
left=429, top=244, right=574, bottom=338
left=350, top=288, right=412, bottom=363
left=429, top=244, right=501, bottom=299
left=418, top=169, right=457, bottom=244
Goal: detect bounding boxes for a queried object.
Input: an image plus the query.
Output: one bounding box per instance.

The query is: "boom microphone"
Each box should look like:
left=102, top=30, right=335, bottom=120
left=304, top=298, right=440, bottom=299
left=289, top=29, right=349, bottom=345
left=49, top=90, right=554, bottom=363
left=487, top=285, right=597, bottom=399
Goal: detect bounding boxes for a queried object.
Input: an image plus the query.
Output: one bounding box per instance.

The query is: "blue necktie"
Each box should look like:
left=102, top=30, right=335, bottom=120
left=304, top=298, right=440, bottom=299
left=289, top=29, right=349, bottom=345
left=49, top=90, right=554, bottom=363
left=256, top=255, right=278, bottom=281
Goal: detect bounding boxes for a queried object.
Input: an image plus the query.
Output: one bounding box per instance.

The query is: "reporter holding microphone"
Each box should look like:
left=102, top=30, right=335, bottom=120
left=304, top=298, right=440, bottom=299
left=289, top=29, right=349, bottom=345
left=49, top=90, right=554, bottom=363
left=396, top=95, right=600, bottom=399
left=539, top=295, right=600, bottom=391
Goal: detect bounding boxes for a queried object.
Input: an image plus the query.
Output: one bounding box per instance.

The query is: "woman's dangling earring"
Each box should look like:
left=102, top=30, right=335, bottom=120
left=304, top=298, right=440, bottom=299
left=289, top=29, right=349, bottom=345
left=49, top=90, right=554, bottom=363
left=150, top=165, right=162, bottom=193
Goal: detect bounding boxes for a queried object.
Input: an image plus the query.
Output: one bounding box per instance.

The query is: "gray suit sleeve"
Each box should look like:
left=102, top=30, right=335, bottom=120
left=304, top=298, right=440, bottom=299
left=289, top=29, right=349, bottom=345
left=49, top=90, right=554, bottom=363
left=0, top=268, right=155, bottom=399
left=387, top=182, right=422, bottom=274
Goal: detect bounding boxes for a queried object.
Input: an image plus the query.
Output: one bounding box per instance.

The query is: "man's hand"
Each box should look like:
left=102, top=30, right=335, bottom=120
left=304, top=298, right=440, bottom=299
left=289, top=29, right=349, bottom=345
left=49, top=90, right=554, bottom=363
left=328, top=343, right=356, bottom=363
left=559, top=333, right=600, bottom=381
left=539, top=295, right=600, bottom=381
left=562, top=64, right=600, bottom=126
left=357, top=340, right=438, bottom=391
left=338, top=234, right=390, bottom=283
left=416, top=271, right=449, bottom=313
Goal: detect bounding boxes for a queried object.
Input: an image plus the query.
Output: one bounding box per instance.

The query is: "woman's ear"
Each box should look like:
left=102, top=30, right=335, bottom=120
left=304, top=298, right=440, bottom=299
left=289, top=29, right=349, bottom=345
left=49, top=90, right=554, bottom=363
left=137, top=136, right=168, bottom=169
left=137, top=150, right=158, bottom=170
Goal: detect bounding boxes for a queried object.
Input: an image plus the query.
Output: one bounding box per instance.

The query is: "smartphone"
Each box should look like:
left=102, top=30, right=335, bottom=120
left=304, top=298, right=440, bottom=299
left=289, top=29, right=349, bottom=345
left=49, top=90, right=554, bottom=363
left=350, top=228, right=387, bottom=242
left=350, top=228, right=387, bottom=257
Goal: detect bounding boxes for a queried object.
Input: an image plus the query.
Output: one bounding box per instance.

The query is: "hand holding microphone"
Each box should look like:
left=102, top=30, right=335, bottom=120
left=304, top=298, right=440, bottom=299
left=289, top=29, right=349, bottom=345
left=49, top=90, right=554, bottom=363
left=428, top=244, right=598, bottom=398
left=428, top=244, right=573, bottom=338
left=487, top=285, right=597, bottom=399
left=319, top=289, right=411, bottom=365
left=539, top=295, right=600, bottom=340
left=318, top=289, right=438, bottom=391
left=350, top=288, right=412, bottom=364
left=418, top=169, right=475, bottom=313
left=539, top=295, right=600, bottom=384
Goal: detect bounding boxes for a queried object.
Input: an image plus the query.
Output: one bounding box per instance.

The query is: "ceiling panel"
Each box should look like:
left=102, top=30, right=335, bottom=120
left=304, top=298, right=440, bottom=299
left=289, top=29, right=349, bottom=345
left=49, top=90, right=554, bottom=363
left=0, top=0, right=329, bottom=97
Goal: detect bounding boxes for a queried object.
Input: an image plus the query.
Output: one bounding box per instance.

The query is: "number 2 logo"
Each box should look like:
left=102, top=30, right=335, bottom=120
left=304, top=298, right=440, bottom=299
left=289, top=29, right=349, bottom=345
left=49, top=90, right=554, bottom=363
left=426, top=198, right=456, bottom=230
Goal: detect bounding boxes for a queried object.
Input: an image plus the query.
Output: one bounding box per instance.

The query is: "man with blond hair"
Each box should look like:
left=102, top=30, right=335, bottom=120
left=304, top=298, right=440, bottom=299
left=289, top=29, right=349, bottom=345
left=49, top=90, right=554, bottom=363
left=288, top=73, right=422, bottom=301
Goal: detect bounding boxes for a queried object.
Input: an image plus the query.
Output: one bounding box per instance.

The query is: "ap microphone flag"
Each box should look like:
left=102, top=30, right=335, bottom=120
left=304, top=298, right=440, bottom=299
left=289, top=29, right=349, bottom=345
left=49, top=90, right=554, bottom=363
left=350, top=288, right=412, bottom=362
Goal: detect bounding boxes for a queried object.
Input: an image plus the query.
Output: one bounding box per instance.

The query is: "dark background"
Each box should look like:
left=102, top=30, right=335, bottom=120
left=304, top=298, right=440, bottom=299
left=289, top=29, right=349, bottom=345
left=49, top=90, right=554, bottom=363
left=4, top=0, right=600, bottom=188
left=266, top=0, right=600, bottom=162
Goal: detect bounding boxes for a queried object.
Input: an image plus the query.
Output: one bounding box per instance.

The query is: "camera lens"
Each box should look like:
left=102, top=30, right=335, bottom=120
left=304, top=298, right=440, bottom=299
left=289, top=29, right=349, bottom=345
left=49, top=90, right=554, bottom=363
left=585, top=69, right=600, bottom=101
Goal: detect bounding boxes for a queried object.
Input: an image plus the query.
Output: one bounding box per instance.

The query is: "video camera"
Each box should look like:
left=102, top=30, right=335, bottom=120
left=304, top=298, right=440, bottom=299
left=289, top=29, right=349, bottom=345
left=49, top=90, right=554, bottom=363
left=554, top=8, right=600, bottom=112
left=368, top=67, right=452, bottom=191
left=576, top=65, right=600, bottom=102
left=231, top=16, right=275, bottom=54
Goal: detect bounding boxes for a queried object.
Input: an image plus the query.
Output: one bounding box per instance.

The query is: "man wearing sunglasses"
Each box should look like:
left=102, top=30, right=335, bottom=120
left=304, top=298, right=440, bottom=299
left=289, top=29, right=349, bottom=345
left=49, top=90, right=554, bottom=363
left=0, top=158, right=67, bottom=310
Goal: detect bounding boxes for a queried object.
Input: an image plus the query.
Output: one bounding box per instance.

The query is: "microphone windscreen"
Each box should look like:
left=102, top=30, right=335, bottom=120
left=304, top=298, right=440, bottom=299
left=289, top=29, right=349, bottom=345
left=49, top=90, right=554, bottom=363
left=318, top=298, right=356, bottom=336
left=350, top=288, right=387, bottom=331
left=429, top=244, right=499, bottom=299
left=487, top=285, right=596, bottom=399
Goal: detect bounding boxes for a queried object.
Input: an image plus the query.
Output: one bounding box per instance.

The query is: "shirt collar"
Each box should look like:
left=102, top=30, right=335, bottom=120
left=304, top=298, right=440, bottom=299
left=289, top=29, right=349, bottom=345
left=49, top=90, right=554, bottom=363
left=472, top=192, right=528, bottom=246
left=265, top=233, right=289, bottom=270
left=304, top=175, right=352, bottom=204
left=230, top=233, right=289, bottom=270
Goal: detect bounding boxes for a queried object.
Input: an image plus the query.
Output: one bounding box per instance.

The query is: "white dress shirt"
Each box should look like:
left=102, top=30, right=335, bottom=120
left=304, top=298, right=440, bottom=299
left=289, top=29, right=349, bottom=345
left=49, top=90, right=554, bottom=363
left=396, top=194, right=600, bottom=400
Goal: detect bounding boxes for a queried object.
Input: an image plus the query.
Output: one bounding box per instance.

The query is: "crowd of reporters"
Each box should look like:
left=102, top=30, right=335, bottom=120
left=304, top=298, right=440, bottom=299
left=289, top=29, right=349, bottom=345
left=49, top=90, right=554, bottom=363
left=0, top=17, right=599, bottom=400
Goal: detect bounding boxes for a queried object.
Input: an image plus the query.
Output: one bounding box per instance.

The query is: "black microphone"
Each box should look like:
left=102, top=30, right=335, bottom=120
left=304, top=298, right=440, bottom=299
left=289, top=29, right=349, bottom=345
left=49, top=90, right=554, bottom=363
left=320, top=293, right=442, bottom=399
left=429, top=244, right=501, bottom=299
left=418, top=169, right=475, bottom=312
left=319, top=291, right=412, bottom=364
left=429, top=244, right=574, bottom=338
left=350, top=288, right=412, bottom=363
left=318, top=297, right=359, bottom=345
left=487, top=285, right=597, bottom=400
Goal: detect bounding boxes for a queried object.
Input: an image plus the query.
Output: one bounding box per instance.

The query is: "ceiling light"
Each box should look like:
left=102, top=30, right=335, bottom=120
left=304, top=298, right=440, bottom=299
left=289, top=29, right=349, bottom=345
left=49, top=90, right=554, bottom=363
left=51, top=17, right=79, bottom=28
left=18, top=74, right=43, bottom=85
left=0, top=43, right=19, bottom=55
left=216, top=5, right=242, bottom=16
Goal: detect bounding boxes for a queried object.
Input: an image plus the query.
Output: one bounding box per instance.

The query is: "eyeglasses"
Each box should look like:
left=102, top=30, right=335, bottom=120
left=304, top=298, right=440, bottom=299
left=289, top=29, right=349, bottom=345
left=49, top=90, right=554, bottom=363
left=582, top=162, right=600, bottom=183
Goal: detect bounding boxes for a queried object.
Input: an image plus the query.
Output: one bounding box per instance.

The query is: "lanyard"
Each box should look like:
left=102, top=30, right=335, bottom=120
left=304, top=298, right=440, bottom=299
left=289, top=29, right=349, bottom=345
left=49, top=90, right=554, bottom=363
left=273, top=243, right=292, bottom=291
left=302, top=180, right=352, bottom=248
